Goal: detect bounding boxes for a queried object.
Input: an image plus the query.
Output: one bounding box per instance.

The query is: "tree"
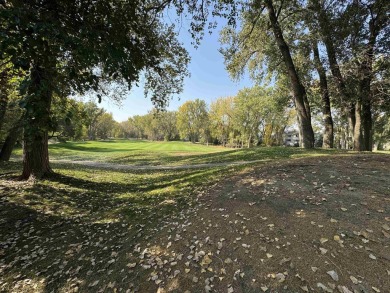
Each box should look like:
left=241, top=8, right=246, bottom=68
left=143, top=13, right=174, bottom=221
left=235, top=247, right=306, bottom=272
left=157, top=111, right=179, bottom=141
left=96, top=112, right=116, bottom=139
left=1, top=0, right=189, bottom=179
left=83, top=102, right=105, bottom=141
left=209, top=97, right=235, bottom=147
left=0, top=62, right=24, bottom=161
left=310, top=0, right=389, bottom=151
left=117, top=120, right=137, bottom=139
left=312, top=42, right=334, bottom=148
left=177, top=99, right=209, bottom=143
left=220, top=0, right=315, bottom=148
left=234, top=85, right=290, bottom=147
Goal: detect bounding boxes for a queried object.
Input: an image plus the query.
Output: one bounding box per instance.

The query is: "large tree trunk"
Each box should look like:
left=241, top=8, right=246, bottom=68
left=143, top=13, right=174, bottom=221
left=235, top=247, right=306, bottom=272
left=358, top=14, right=380, bottom=151
left=312, top=42, right=334, bottom=148
left=353, top=98, right=363, bottom=151
left=362, top=99, right=372, bottom=151
left=20, top=65, right=53, bottom=180
left=0, top=117, right=23, bottom=161
left=347, top=103, right=356, bottom=148
left=265, top=0, right=314, bottom=148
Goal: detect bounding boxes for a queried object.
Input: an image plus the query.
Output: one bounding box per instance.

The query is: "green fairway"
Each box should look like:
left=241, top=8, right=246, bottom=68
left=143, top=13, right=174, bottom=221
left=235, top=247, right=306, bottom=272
left=14, top=139, right=347, bottom=166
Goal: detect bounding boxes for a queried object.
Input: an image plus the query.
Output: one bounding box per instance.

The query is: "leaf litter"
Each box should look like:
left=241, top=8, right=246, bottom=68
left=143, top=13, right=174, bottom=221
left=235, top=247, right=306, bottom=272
left=0, top=154, right=389, bottom=292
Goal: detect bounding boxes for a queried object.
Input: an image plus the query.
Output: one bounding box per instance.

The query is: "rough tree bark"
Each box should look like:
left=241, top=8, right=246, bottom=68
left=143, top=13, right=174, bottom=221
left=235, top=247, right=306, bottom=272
left=312, top=42, right=334, bottom=148
left=20, top=64, right=53, bottom=180
left=265, top=0, right=314, bottom=148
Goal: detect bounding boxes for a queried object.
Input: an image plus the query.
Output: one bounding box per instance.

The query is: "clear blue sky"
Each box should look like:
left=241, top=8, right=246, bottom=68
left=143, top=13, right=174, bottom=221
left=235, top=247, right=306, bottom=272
left=100, top=20, right=252, bottom=122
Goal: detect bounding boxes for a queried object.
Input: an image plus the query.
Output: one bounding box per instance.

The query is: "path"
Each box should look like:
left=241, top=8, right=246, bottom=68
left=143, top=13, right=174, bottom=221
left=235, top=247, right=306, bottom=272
left=50, top=159, right=268, bottom=170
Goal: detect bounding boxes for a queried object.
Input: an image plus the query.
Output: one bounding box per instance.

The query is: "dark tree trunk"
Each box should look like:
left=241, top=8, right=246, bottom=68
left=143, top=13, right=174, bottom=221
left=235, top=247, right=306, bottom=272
left=353, top=98, right=363, bottom=151
left=20, top=65, right=53, bottom=180
left=312, top=42, right=334, bottom=148
left=347, top=103, right=356, bottom=148
left=0, top=117, right=22, bottom=161
left=0, top=68, right=10, bottom=132
left=362, top=99, right=372, bottom=151
left=358, top=14, right=380, bottom=151
left=265, top=0, right=314, bottom=148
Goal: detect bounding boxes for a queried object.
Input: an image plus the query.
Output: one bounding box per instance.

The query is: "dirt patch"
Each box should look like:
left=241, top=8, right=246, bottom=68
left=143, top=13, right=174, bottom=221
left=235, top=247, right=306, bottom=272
left=125, top=155, right=389, bottom=292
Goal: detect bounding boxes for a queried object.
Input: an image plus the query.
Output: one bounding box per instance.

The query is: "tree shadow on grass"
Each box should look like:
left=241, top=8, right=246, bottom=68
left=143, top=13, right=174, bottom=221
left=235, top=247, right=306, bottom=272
left=0, top=195, right=150, bottom=293
left=0, top=166, right=226, bottom=292
left=108, top=146, right=342, bottom=166
left=50, top=143, right=140, bottom=153
left=0, top=160, right=230, bottom=292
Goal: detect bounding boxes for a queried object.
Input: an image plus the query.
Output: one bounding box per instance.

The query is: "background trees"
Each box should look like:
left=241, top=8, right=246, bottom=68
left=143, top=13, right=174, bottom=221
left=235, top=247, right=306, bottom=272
left=209, top=97, right=235, bottom=147
left=177, top=99, right=209, bottom=143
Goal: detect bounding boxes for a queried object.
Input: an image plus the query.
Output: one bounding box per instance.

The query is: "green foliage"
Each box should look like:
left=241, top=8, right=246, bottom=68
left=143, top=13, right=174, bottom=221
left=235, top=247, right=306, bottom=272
left=96, top=112, right=117, bottom=139
left=177, top=99, right=209, bottom=143
left=209, top=96, right=235, bottom=146
left=0, top=0, right=190, bottom=106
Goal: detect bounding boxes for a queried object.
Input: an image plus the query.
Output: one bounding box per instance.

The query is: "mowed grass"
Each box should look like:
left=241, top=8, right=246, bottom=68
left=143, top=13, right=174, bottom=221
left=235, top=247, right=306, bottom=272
left=14, top=139, right=348, bottom=166
left=13, top=140, right=225, bottom=165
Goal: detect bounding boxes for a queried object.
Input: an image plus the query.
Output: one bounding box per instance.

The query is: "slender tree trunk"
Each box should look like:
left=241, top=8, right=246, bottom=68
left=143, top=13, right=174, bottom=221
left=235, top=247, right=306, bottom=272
left=347, top=103, right=356, bottom=148
left=0, top=68, right=10, bottom=132
left=362, top=99, right=372, bottom=151
left=265, top=0, right=314, bottom=148
left=358, top=16, right=379, bottom=151
left=313, top=0, right=355, bottom=147
left=312, top=42, right=334, bottom=148
left=0, top=117, right=23, bottom=161
left=353, top=98, right=362, bottom=151
left=20, top=65, right=53, bottom=180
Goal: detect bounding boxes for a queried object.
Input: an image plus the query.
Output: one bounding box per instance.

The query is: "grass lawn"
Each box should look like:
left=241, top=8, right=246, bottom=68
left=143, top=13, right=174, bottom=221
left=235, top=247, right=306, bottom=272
left=13, top=139, right=347, bottom=166
left=1, top=141, right=389, bottom=292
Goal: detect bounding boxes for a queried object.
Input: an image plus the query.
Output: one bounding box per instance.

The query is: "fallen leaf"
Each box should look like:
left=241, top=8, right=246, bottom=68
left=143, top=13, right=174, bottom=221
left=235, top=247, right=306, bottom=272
left=320, top=248, right=328, bottom=254
left=301, top=285, right=309, bottom=292
left=327, top=270, right=339, bottom=281
left=317, top=282, right=333, bottom=293
left=275, top=273, right=285, bottom=282
left=320, top=238, right=329, bottom=244
left=224, top=258, right=232, bottom=264
left=350, top=276, right=359, bottom=284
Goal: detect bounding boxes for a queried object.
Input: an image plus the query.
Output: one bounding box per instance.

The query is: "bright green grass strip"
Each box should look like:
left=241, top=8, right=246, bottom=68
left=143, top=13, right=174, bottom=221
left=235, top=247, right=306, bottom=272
left=12, top=139, right=385, bottom=167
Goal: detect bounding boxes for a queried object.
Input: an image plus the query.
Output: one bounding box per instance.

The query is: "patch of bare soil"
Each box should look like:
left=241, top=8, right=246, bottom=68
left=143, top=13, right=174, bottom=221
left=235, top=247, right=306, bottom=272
left=129, top=155, right=389, bottom=293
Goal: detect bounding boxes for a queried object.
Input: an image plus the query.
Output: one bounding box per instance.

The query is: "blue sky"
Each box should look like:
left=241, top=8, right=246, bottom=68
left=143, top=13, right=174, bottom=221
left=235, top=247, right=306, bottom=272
left=100, top=20, right=253, bottom=122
